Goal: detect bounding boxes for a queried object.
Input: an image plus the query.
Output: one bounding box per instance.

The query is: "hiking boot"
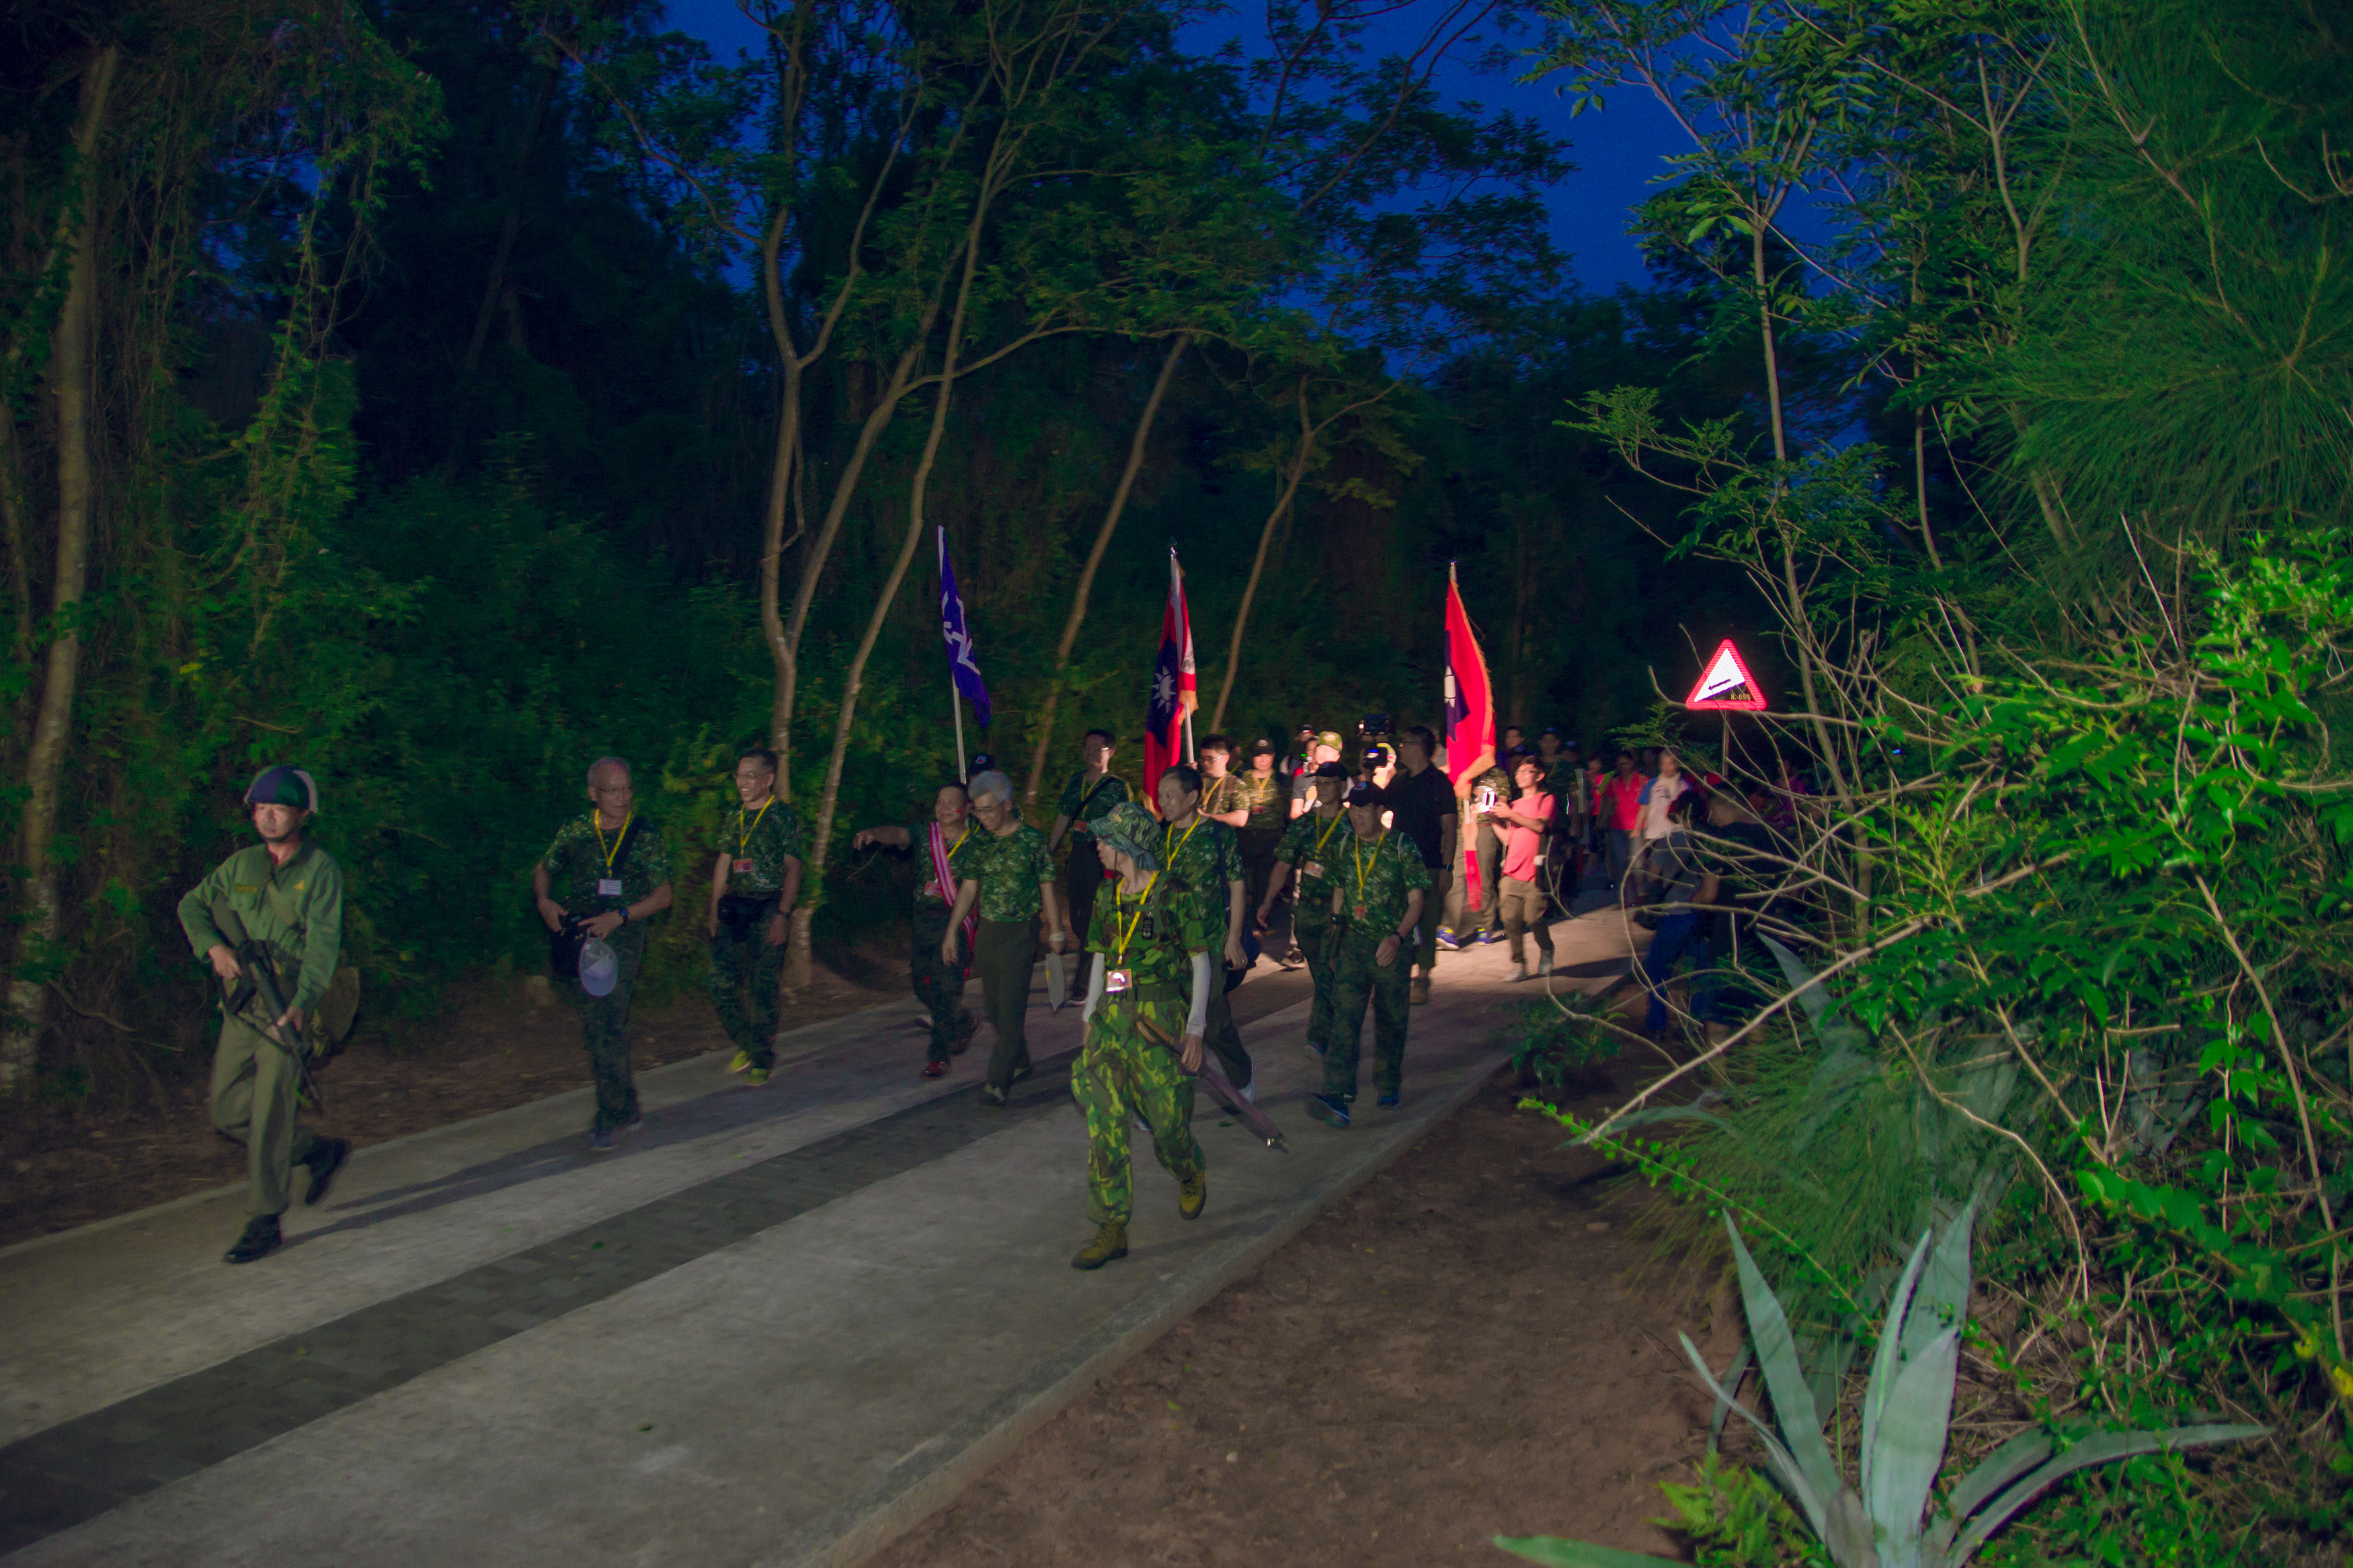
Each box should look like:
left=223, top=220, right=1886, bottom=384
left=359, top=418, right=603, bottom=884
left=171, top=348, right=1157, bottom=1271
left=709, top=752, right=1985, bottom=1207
left=1410, top=977, right=1431, bottom=1005
left=1179, top=1172, right=1207, bottom=1221
left=1071, top=1222, right=1129, bottom=1270
left=745, top=1067, right=772, bottom=1087
left=1308, top=1092, right=1351, bottom=1129
left=727, top=1050, right=752, bottom=1074
left=303, top=1138, right=351, bottom=1207
left=223, top=1214, right=282, bottom=1265
left=978, top=1083, right=1008, bottom=1110
left=921, top=1060, right=949, bottom=1079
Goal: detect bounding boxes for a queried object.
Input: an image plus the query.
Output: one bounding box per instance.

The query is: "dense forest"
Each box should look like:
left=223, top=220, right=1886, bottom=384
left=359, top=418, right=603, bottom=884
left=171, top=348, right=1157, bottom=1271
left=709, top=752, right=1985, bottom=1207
left=6, top=0, right=2353, bottom=1560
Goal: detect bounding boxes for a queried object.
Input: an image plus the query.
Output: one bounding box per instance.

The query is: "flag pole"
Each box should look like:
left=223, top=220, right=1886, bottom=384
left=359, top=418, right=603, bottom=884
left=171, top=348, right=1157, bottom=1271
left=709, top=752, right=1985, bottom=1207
left=951, top=682, right=967, bottom=780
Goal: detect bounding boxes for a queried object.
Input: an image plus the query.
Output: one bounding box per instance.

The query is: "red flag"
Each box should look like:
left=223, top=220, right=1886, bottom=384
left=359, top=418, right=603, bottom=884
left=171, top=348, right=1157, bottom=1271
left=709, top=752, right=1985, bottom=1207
left=1444, top=564, right=1496, bottom=905
left=1143, top=548, right=1197, bottom=802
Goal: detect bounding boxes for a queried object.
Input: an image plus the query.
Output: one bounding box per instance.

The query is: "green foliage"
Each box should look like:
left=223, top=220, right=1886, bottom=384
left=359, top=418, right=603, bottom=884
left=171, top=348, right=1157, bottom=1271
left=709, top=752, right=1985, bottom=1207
left=1507, top=992, right=1626, bottom=1087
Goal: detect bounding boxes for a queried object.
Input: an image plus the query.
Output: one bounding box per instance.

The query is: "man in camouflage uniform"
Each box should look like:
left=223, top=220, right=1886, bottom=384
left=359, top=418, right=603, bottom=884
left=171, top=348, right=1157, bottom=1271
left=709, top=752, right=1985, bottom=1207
left=534, top=756, right=675, bottom=1150
left=177, top=765, right=354, bottom=1265
left=852, top=781, right=981, bottom=1078
left=1309, top=779, right=1431, bottom=1128
left=1257, top=761, right=1351, bottom=1061
left=1231, top=738, right=1288, bottom=913
left=1070, top=802, right=1211, bottom=1270
left=1047, top=728, right=1129, bottom=1004
left=706, top=747, right=802, bottom=1087
left=1154, top=762, right=1254, bottom=1096
left=947, top=770, right=1070, bottom=1106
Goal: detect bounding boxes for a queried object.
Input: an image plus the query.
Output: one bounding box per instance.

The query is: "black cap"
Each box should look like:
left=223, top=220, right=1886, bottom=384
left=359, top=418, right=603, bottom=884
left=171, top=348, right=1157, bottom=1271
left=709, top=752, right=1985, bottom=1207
left=1345, top=780, right=1384, bottom=807
left=1312, top=760, right=1351, bottom=779
left=1248, top=737, right=1276, bottom=756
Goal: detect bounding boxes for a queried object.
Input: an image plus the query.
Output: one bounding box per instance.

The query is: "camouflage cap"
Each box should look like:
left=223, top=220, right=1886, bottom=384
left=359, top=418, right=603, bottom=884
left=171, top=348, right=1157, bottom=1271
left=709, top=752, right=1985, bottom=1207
left=1090, top=800, right=1163, bottom=871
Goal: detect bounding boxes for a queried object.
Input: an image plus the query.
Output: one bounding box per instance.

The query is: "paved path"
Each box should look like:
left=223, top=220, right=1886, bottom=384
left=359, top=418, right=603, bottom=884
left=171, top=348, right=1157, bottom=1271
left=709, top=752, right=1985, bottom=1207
left=0, top=905, right=1639, bottom=1567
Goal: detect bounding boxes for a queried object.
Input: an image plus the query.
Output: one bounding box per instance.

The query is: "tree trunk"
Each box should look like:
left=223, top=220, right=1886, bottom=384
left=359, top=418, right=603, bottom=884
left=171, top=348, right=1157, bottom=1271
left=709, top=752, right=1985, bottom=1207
left=1209, top=380, right=1318, bottom=733
left=5, top=46, right=118, bottom=1091
left=442, top=58, right=559, bottom=481
left=1022, top=332, right=1186, bottom=801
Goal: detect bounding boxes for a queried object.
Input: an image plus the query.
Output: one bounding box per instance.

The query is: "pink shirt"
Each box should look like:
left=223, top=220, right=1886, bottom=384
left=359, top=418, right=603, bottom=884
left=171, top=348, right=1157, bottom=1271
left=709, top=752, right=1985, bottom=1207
left=1601, top=774, right=1645, bottom=831
left=1501, top=790, right=1555, bottom=881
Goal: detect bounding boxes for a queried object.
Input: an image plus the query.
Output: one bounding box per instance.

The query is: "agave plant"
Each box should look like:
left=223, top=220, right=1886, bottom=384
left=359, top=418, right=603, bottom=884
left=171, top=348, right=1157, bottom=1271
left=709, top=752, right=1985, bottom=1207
left=1494, top=1204, right=2264, bottom=1567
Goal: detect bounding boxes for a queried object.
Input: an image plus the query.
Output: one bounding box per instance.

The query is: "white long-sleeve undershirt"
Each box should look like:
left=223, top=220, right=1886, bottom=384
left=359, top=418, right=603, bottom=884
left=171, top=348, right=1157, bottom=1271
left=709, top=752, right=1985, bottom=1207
left=1077, top=948, right=1215, bottom=1044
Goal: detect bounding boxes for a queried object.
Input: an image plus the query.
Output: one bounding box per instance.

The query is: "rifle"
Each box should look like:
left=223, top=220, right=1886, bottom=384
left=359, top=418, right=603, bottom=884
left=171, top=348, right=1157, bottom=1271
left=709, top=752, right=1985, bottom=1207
left=211, top=897, right=327, bottom=1112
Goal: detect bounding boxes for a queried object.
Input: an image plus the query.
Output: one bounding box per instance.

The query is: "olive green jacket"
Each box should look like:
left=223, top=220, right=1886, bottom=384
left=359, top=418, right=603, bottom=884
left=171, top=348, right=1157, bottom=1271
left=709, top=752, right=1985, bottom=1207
left=177, top=841, right=345, bottom=1014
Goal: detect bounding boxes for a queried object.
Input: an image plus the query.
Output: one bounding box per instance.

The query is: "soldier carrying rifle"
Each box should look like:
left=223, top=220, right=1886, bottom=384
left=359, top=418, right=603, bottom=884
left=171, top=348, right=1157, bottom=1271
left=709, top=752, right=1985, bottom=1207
left=177, top=766, right=358, bottom=1265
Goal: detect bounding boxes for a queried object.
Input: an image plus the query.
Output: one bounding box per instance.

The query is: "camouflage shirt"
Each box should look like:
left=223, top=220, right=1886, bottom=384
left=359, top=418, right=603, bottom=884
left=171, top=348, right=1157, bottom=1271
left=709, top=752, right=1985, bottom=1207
left=1086, top=870, right=1215, bottom=990
left=543, top=813, right=673, bottom=918
left=723, top=796, right=803, bottom=895
left=1273, top=808, right=1353, bottom=900
left=910, top=817, right=984, bottom=905
left=1055, top=771, right=1129, bottom=841
left=1159, top=814, right=1244, bottom=938
left=1235, top=770, right=1286, bottom=832
left=965, top=821, right=1055, bottom=923
left=1199, top=772, right=1243, bottom=822
left=1331, top=827, right=1431, bottom=934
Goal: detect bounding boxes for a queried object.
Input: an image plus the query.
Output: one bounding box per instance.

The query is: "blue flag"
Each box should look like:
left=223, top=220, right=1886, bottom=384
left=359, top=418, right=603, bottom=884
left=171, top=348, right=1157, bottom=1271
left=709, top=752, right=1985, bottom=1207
left=939, top=528, right=991, bottom=729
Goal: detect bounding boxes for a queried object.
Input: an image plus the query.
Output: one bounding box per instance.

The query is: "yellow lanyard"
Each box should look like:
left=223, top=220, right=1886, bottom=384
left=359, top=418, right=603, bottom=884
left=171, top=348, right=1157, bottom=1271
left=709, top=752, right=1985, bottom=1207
left=946, top=825, right=970, bottom=857
left=593, top=813, right=632, bottom=873
left=1312, top=812, right=1345, bottom=858
left=1113, top=873, right=1159, bottom=965
left=736, top=798, right=773, bottom=855
left=1351, top=831, right=1383, bottom=900
left=1168, top=816, right=1203, bottom=868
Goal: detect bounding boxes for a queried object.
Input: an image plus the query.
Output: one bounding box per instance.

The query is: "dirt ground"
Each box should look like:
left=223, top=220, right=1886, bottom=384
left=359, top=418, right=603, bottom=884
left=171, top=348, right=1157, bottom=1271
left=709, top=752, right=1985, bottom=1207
left=867, top=1059, right=1741, bottom=1568
left=0, top=956, right=904, bottom=1248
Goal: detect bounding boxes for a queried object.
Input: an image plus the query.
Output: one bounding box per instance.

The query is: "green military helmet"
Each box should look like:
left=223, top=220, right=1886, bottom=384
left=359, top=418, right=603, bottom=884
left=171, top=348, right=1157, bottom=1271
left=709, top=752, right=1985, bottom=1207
left=1092, top=801, right=1163, bottom=870
left=243, top=764, right=319, bottom=813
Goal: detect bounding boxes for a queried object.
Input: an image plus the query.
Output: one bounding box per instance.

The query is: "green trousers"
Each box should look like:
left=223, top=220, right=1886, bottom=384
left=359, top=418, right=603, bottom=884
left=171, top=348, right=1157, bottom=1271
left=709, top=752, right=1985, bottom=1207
left=1295, top=905, right=1339, bottom=1053
left=707, top=919, right=785, bottom=1069
left=575, top=920, right=646, bottom=1132
left=911, top=900, right=972, bottom=1063
left=974, top=917, right=1037, bottom=1091
left=1205, top=973, right=1251, bottom=1090
left=1326, top=923, right=1411, bottom=1099
left=209, top=1012, right=322, bottom=1218
left=1072, top=989, right=1203, bottom=1225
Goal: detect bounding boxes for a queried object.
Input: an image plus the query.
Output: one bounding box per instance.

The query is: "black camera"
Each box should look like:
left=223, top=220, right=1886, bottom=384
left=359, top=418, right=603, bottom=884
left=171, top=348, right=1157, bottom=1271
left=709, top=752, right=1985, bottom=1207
left=1357, top=712, right=1392, bottom=739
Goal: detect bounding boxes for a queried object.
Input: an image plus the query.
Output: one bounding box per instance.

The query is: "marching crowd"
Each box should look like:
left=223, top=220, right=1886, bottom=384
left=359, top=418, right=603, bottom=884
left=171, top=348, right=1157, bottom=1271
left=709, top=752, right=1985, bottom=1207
left=176, top=725, right=1796, bottom=1270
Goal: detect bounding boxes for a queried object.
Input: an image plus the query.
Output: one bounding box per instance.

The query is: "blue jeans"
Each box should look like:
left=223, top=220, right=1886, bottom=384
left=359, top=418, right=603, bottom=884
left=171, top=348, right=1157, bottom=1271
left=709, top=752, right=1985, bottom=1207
left=1605, top=828, right=1634, bottom=901
left=1642, top=911, right=1715, bottom=1032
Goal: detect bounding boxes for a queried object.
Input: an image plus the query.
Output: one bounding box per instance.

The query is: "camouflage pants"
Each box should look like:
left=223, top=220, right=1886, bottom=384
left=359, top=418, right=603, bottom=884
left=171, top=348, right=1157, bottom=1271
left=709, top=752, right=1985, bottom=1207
left=574, top=920, right=646, bottom=1132
left=1326, top=923, right=1410, bottom=1100
left=910, top=901, right=971, bottom=1063
left=209, top=1012, right=321, bottom=1217
left=1072, top=987, right=1203, bottom=1226
left=1294, top=906, right=1338, bottom=1053
left=707, top=918, right=785, bottom=1069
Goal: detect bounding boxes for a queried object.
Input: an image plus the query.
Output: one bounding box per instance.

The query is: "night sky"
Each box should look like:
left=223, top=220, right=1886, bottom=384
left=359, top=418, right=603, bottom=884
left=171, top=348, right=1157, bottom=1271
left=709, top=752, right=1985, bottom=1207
left=660, top=0, right=1687, bottom=295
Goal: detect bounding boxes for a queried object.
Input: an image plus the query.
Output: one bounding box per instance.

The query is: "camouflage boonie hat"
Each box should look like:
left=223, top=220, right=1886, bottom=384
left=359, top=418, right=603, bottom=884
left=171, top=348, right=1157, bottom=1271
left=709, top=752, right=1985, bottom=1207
left=1091, top=801, right=1163, bottom=871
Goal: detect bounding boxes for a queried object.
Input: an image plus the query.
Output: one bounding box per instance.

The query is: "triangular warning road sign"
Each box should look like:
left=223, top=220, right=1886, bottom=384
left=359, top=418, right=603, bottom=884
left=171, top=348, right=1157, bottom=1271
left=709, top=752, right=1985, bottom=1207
left=1685, top=638, right=1766, bottom=710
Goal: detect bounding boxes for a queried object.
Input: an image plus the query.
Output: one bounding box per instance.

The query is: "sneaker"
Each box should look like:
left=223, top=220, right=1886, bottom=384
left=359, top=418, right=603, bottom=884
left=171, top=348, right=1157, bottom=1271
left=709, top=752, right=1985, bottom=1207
left=1510, top=963, right=1530, bottom=983
left=978, top=1083, right=1008, bottom=1110
left=1239, top=1079, right=1257, bottom=1104
left=589, top=1128, right=619, bottom=1153
left=1011, top=1063, right=1035, bottom=1085
left=745, top=1067, right=771, bottom=1087
left=302, top=1137, right=352, bottom=1207
left=1478, top=929, right=1504, bottom=945
left=1537, top=953, right=1554, bottom=979
left=1071, top=1221, right=1129, bottom=1270
left=921, top=1060, right=949, bottom=1079
left=1377, top=1090, right=1400, bottom=1108
left=1410, top=977, right=1431, bottom=1005
left=223, top=1214, right=282, bottom=1265
left=625, top=1114, right=645, bottom=1134
left=1435, top=928, right=1462, bottom=951
left=1308, top=1092, right=1351, bottom=1128
left=727, top=1050, right=752, bottom=1074
left=1179, top=1172, right=1207, bottom=1221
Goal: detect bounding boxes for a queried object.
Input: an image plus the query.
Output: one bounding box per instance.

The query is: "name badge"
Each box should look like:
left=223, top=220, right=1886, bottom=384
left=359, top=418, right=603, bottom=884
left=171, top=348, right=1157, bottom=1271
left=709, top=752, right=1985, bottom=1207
left=1351, top=903, right=1369, bottom=921
left=597, top=878, right=623, bottom=897
left=1105, top=968, right=1133, bottom=993
left=732, top=858, right=755, bottom=875
left=1303, top=861, right=1325, bottom=880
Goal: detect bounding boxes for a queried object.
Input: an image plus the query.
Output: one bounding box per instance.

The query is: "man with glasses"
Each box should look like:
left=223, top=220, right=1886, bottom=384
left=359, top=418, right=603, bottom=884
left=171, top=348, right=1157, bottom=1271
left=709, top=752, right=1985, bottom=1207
left=706, top=747, right=801, bottom=1087
left=534, top=757, right=675, bottom=1150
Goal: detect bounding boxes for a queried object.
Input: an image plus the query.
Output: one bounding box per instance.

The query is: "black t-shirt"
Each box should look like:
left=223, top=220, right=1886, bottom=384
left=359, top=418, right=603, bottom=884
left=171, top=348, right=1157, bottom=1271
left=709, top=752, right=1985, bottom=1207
left=1384, top=764, right=1456, bottom=869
